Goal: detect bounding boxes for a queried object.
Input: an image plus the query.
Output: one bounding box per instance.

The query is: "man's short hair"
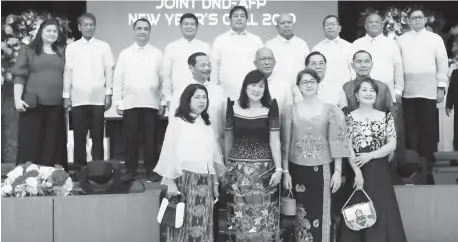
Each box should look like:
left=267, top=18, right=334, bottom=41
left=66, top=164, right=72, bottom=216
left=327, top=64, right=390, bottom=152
left=323, top=15, right=340, bottom=26
left=133, top=18, right=151, bottom=29
left=229, top=6, right=248, bottom=19
left=188, top=52, right=207, bottom=66
left=180, top=13, right=199, bottom=26
left=305, top=51, right=327, bottom=66
left=408, top=6, right=425, bottom=18
left=78, top=13, right=96, bottom=25
left=353, top=50, right=373, bottom=61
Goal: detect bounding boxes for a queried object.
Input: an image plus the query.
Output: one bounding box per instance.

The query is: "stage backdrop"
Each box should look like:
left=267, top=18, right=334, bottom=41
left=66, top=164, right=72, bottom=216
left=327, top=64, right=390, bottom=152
left=87, top=0, right=338, bottom=118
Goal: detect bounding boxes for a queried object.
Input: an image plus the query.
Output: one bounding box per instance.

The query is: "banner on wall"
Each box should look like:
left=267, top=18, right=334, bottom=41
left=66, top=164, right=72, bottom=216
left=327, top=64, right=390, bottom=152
left=87, top=0, right=338, bottom=118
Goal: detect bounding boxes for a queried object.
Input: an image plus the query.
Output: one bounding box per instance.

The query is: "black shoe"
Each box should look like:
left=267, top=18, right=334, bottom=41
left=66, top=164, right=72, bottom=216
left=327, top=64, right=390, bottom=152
left=122, top=172, right=135, bottom=182
left=450, top=160, right=458, bottom=166
left=147, top=171, right=161, bottom=182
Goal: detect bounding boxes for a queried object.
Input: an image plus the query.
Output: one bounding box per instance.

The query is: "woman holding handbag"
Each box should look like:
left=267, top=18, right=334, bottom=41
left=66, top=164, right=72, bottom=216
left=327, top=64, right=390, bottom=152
left=12, top=20, right=68, bottom=168
left=153, top=84, right=225, bottom=242
left=281, top=68, right=349, bottom=242
left=338, top=79, right=406, bottom=242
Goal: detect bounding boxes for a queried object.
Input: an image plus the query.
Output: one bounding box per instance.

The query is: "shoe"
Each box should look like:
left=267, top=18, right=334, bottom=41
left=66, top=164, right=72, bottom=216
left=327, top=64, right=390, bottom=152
left=147, top=171, right=161, bottom=182
left=450, top=160, right=458, bottom=166
left=122, top=172, right=135, bottom=182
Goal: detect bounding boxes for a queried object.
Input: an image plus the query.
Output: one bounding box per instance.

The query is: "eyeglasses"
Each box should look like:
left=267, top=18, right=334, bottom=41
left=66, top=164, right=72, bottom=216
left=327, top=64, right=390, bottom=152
left=299, top=80, right=317, bottom=86
left=410, top=16, right=424, bottom=21
left=310, top=62, right=325, bottom=68
left=258, top=57, right=275, bottom=63
left=324, top=23, right=339, bottom=28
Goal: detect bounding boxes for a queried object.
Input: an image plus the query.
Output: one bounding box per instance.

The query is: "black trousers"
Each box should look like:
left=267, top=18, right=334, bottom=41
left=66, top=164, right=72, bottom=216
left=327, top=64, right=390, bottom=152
left=17, top=104, right=68, bottom=169
left=454, top=111, right=458, bottom=151
left=123, top=108, right=158, bottom=175
left=71, top=105, right=105, bottom=167
left=403, top=98, right=439, bottom=160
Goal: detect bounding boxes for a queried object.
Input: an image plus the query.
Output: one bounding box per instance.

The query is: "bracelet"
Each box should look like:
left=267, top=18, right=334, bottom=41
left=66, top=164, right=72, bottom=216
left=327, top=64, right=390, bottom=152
left=275, top=168, right=283, bottom=173
left=282, top=169, right=289, bottom=173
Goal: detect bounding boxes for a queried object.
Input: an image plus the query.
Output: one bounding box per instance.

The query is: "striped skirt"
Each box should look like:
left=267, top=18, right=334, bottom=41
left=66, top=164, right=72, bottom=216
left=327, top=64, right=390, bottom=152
left=166, top=171, right=215, bottom=242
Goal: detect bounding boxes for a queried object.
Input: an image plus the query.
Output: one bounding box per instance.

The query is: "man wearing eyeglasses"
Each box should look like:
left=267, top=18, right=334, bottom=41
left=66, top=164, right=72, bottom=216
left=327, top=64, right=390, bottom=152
left=397, top=7, right=449, bottom=180
left=253, top=47, right=293, bottom=116
left=312, top=15, right=356, bottom=105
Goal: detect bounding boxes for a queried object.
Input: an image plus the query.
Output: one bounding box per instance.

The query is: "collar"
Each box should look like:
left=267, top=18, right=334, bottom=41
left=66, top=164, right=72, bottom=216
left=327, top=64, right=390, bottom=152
left=278, top=34, right=295, bottom=44
left=413, top=28, right=427, bottom=36
left=181, top=37, right=195, bottom=44
left=133, top=42, right=149, bottom=50
left=230, top=29, right=247, bottom=36
left=324, top=36, right=341, bottom=43
left=193, top=78, right=210, bottom=87
left=80, top=37, right=95, bottom=44
left=365, top=33, right=383, bottom=42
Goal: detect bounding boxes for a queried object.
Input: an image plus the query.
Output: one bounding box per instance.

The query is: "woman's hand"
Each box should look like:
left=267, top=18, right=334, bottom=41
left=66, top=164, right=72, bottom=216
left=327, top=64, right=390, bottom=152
left=330, top=172, right=342, bottom=193
left=353, top=153, right=373, bottom=168
left=269, top=170, right=282, bottom=187
left=353, top=172, right=364, bottom=190
left=213, top=182, right=219, bottom=199
left=166, top=181, right=178, bottom=196
left=15, top=99, right=28, bottom=112
left=282, top=172, right=292, bottom=190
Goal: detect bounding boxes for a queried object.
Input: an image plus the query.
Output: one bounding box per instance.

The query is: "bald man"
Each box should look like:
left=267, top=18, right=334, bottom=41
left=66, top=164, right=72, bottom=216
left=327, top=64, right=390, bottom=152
left=266, top=13, right=310, bottom=86
left=253, top=47, right=293, bottom=116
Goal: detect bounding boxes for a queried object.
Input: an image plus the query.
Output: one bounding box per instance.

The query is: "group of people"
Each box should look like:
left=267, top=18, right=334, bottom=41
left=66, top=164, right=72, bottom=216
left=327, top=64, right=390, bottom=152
left=11, top=3, right=458, bottom=242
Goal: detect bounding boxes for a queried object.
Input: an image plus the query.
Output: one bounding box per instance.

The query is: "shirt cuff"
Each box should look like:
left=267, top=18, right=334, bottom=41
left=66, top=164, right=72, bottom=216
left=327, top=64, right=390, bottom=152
left=160, top=100, right=167, bottom=106
left=437, top=73, right=448, bottom=87
left=105, top=89, right=113, bottom=95
left=63, top=92, right=71, bottom=98
left=394, top=89, right=403, bottom=96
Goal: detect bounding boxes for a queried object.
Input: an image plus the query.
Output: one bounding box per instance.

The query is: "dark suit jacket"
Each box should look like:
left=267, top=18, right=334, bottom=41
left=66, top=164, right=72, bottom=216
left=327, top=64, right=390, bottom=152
left=446, top=69, right=458, bottom=109
left=341, top=77, right=394, bottom=114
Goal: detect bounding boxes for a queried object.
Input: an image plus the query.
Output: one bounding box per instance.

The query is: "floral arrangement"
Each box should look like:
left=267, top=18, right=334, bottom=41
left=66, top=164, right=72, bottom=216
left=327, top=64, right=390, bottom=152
left=1, top=162, right=77, bottom=197
left=358, top=6, right=439, bottom=40
left=1, top=11, right=74, bottom=86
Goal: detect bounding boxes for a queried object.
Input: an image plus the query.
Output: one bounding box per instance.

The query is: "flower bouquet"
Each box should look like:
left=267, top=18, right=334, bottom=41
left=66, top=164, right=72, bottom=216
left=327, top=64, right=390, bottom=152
left=1, top=162, right=78, bottom=197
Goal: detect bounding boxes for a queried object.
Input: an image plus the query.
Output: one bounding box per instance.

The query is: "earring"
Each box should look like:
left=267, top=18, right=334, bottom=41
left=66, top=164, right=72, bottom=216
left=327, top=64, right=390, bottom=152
left=356, top=98, right=359, bottom=103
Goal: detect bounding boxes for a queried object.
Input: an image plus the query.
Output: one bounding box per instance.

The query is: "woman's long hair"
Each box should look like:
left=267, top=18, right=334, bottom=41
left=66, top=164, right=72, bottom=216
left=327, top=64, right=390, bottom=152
left=238, top=70, right=272, bottom=109
left=29, top=20, right=65, bottom=56
left=175, top=84, right=211, bottom=125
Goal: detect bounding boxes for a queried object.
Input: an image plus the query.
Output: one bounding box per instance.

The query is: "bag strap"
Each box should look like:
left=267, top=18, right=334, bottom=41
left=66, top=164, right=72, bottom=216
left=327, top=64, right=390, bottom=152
left=341, top=188, right=373, bottom=212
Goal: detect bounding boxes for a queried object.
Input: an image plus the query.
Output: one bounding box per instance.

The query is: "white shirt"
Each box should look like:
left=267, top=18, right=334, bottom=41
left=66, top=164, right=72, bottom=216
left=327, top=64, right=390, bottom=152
left=397, top=28, right=449, bottom=99
left=169, top=79, right=226, bottom=148
left=268, top=76, right=293, bottom=116
left=265, top=35, right=310, bottom=86
left=353, top=34, right=404, bottom=102
left=64, top=37, right=114, bottom=107
left=211, top=30, right=264, bottom=100
left=113, top=43, right=163, bottom=110
left=312, top=37, right=356, bottom=105
left=162, top=38, right=211, bottom=102
left=153, top=117, right=225, bottom=179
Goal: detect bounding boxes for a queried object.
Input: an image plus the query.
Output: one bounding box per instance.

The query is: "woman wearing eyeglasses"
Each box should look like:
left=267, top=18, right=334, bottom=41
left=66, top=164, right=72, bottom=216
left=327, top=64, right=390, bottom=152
left=281, top=68, right=349, bottom=242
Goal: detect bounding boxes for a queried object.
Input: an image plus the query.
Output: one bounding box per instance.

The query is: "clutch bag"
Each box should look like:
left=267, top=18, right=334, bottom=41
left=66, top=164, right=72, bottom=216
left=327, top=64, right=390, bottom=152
left=157, top=192, right=185, bottom=228
left=259, top=167, right=275, bottom=189
left=341, top=188, right=377, bottom=231
left=22, top=91, right=38, bottom=109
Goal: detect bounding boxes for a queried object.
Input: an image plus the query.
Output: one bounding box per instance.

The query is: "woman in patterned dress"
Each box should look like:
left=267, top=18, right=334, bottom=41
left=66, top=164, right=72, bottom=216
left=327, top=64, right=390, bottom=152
left=153, top=84, right=225, bottom=242
left=338, top=79, right=406, bottom=242
left=281, top=68, right=349, bottom=242
left=224, top=70, right=282, bottom=241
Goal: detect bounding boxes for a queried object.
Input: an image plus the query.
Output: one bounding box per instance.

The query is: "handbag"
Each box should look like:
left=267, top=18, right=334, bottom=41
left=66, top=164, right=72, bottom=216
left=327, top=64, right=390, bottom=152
left=341, top=189, right=377, bottom=231
left=280, top=189, right=296, bottom=216
left=157, top=191, right=185, bottom=228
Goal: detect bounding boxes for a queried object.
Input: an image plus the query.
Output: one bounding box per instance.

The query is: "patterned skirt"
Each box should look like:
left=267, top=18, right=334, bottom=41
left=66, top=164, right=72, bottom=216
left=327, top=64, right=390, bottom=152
left=289, top=162, right=333, bottom=242
left=166, top=170, right=215, bottom=242
left=225, top=159, right=280, bottom=241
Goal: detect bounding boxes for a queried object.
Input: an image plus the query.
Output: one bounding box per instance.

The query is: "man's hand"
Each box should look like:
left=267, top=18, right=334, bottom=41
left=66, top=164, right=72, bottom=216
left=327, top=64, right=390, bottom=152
left=446, top=108, right=453, bottom=117
left=116, top=105, right=123, bottom=116
left=104, top=95, right=112, bottom=111
left=158, top=105, right=167, bottom=117
left=395, top=94, right=402, bottom=104
left=437, top=88, right=445, bottom=103
left=63, top=98, right=72, bottom=110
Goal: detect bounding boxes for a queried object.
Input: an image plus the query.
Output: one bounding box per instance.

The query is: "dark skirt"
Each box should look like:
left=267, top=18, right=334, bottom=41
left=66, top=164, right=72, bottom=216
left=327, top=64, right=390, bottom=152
left=288, top=162, right=333, bottom=242
left=338, top=156, right=407, bottom=242
left=167, top=171, right=215, bottom=242
left=225, top=159, right=280, bottom=241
